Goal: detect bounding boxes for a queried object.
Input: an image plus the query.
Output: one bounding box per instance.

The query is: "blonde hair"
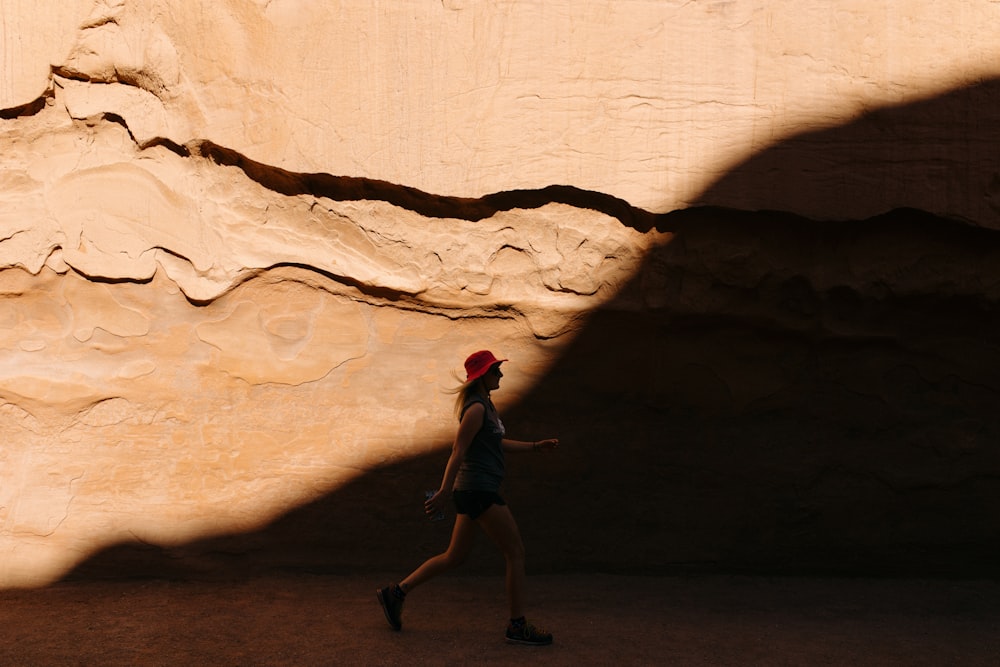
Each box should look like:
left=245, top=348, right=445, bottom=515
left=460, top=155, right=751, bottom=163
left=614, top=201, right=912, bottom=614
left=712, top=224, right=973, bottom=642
left=446, top=375, right=486, bottom=421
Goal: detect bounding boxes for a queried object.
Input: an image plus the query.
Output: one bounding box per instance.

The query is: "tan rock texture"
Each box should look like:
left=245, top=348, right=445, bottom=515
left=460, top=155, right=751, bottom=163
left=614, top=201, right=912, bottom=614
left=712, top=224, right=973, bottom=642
left=3, top=1, right=1000, bottom=587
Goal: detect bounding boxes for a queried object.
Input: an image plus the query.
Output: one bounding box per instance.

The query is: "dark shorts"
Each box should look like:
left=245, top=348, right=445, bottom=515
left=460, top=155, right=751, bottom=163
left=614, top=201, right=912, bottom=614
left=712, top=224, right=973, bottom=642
left=452, top=489, right=506, bottom=520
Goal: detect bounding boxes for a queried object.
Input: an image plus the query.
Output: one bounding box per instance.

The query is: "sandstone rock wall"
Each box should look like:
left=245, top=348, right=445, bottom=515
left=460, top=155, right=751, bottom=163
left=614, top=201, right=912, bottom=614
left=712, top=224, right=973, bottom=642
left=3, top=1, right=1000, bottom=586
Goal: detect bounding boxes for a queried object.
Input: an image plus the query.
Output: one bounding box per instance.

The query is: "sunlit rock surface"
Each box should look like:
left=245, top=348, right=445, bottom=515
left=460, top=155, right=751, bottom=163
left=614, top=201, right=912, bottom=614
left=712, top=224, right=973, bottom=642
left=0, top=100, right=654, bottom=585
left=9, top=1, right=1000, bottom=217
left=3, top=1, right=1000, bottom=586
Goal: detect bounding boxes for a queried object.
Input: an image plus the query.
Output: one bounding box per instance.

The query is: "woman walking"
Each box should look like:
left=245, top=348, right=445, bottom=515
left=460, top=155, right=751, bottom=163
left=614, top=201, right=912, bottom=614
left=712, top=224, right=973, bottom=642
left=377, top=350, right=558, bottom=645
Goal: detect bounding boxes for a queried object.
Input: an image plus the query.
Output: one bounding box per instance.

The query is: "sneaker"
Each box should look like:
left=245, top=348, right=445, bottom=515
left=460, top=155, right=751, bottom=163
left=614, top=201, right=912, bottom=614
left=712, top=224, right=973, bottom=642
left=505, top=619, right=553, bottom=646
left=376, top=584, right=404, bottom=631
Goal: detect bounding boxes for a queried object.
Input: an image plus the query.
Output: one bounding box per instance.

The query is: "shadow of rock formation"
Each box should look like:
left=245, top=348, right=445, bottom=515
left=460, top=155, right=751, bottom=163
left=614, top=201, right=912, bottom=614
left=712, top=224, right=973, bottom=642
left=694, top=77, right=1000, bottom=229
left=64, top=81, right=1000, bottom=582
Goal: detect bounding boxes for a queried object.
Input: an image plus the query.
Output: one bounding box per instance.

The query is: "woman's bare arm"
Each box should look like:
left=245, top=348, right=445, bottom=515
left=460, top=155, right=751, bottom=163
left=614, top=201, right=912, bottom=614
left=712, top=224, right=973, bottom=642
left=424, top=402, right=484, bottom=516
left=502, top=437, right=559, bottom=452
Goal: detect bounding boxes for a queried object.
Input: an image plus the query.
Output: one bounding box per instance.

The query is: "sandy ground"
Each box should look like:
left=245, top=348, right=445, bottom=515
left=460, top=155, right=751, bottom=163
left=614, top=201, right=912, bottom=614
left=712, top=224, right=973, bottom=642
left=0, top=573, right=997, bottom=666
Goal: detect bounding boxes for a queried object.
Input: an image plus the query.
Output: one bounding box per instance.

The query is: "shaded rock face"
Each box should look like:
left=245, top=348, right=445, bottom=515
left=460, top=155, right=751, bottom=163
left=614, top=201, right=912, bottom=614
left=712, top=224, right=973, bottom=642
left=526, top=208, right=1000, bottom=577
left=3, top=3, right=1000, bottom=586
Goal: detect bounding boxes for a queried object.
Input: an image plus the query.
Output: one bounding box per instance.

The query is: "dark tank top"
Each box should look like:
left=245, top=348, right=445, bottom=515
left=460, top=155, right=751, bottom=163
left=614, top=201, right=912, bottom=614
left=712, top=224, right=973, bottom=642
left=454, top=396, right=506, bottom=492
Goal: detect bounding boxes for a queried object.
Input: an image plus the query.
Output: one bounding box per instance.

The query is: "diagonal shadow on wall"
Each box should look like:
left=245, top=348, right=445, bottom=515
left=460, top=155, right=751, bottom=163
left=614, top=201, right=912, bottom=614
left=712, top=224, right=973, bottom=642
left=64, top=78, right=1000, bottom=582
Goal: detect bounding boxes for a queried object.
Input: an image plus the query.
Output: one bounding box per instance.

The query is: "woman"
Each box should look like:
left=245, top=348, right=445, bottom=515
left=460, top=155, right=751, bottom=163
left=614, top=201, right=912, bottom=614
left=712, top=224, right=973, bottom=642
left=377, top=350, right=559, bottom=645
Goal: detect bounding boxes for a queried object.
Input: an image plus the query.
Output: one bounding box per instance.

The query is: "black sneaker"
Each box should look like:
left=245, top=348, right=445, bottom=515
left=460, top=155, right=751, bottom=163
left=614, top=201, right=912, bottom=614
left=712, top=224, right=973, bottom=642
left=376, top=584, right=404, bottom=631
left=505, top=619, right=553, bottom=646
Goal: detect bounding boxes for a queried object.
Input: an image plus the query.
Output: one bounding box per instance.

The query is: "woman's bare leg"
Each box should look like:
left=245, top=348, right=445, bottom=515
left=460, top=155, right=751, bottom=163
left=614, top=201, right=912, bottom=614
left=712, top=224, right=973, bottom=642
left=475, top=503, right=526, bottom=619
left=400, top=513, right=477, bottom=592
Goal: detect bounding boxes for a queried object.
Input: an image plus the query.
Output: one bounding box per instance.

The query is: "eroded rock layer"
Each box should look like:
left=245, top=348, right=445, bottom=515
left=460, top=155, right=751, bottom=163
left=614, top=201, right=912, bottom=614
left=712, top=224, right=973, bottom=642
left=49, top=206, right=1000, bottom=582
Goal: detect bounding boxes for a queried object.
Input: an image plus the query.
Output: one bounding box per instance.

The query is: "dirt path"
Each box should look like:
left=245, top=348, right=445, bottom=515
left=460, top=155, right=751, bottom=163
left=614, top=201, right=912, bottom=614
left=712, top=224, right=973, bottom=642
left=1, top=573, right=996, bottom=666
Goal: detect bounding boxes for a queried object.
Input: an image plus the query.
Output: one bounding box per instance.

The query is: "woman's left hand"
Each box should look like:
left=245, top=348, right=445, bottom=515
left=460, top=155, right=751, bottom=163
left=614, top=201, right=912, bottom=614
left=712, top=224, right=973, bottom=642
left=534, top=438, right=559, bottom=451
left=425, top=489, right=448, bottom=517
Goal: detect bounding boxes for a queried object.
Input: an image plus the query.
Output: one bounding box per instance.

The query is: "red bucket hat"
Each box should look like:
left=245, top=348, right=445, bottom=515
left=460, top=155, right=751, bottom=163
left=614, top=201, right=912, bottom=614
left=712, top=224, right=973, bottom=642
left=464, top=350, right=507, bottom=382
